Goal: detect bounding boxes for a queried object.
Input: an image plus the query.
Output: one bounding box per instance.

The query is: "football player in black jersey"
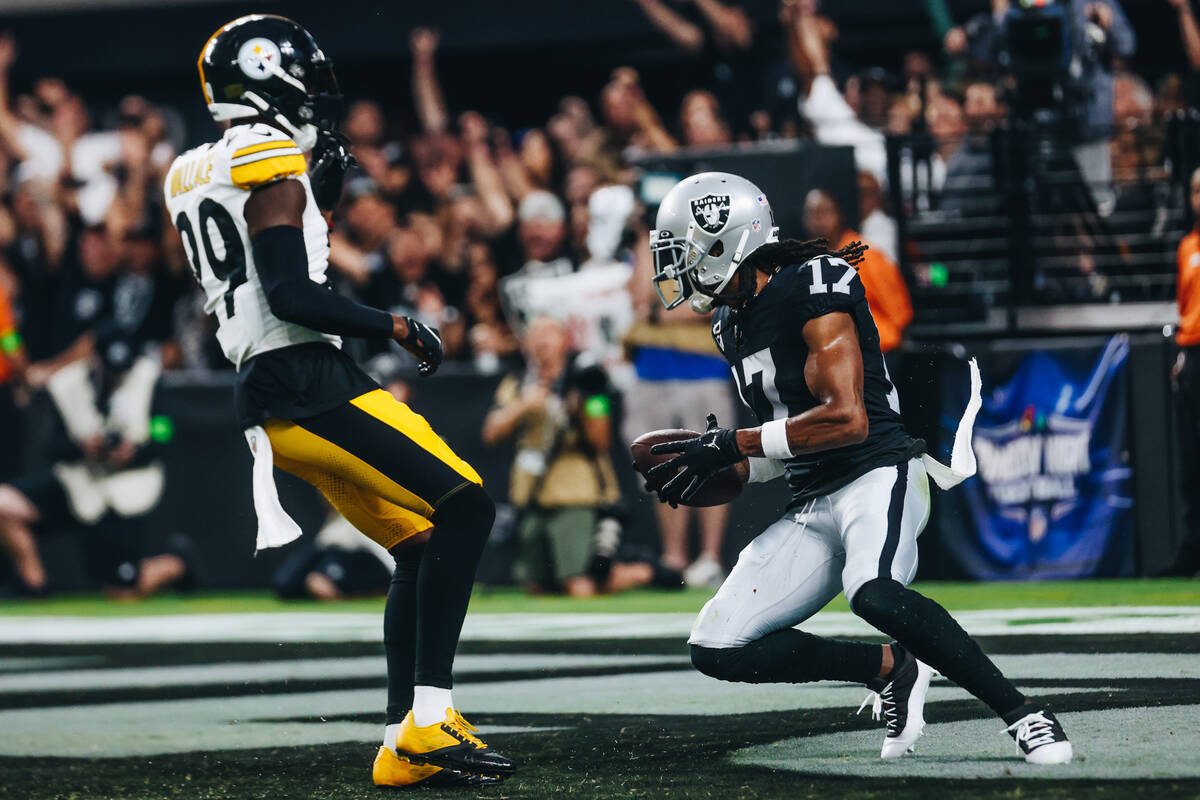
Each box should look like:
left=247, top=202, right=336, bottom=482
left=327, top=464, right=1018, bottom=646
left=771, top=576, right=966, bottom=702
left=645, top=172, right=1072, bottom=764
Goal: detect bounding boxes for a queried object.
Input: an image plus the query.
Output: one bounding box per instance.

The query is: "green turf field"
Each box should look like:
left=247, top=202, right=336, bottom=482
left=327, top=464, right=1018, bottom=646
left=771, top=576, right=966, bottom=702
left=0, top=577, right=1195, bottom=616
left=0, top=580, right=1196, bottom=799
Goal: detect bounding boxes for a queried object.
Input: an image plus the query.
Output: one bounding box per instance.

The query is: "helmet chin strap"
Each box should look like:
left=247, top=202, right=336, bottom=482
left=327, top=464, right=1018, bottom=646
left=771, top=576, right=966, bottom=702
left=242, top=90, right=318, bottom=150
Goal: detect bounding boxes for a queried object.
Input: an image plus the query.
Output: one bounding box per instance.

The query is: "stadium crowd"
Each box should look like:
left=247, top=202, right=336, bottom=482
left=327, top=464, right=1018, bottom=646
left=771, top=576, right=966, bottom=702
left=1, top=0, right=1198, bottom=596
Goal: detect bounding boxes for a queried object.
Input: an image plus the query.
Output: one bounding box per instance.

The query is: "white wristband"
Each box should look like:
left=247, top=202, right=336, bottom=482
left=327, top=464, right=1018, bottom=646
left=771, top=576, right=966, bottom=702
left=760, top=418, right=794, bottom=461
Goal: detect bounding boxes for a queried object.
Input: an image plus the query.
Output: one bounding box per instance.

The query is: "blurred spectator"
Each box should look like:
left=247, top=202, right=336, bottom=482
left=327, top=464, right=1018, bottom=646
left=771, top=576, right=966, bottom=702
left=1163, top=166, right=1200, bottom=577
left=804, top=188, right=912, bottom=354
left=464, top=242, right=520, bottom=372
left=623, top=225, right=733, bottom=588
left=481, top=316, right=638, bottom=596
left=679, top=90, right=732, bottom=149
left=0, top=351, right=194, bottom=596
left=942, top=82, right=1003, bottom=215
left=1155, top=74, right=1188, bottom=122
left=1109, top=73, right=1166, bottom=221
left=342, top=99, right=413, bottom=207
left=0, top=271, right=27, bottom=482
left=926, top=94, right=966, bottom=193
left=785, top=4, right=888, bottom=181
left=857, top=171, right=898, bottom=264
left=945, top=0, right=1135, bottom=195
left=601, top=68, right=678, bottom=153
left=515, top=191, right=572, bottom=275
left=272, top=508, right=394, bottom=600
left=360, top=225, right=464, bottom=359
left=845, top=69, right=893, bottom=132
left=632, top=0, right=758, bottom=136
left=0, top=36, right=63, bottom=186
left=1172, top=0, right=1200, bottom=107
left=1113, top=72, right=1154, bottom=131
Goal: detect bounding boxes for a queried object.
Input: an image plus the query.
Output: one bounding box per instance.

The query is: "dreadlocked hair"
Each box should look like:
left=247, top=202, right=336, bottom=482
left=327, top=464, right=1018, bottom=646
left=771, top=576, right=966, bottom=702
left=727, top=238, right=870, bottom=347
left=742, top=237, right=870, bottom=275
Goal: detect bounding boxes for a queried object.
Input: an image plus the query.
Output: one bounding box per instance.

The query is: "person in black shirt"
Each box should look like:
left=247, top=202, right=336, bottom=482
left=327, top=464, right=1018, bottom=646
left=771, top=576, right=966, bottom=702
left=643, top=171, right=1073, bottom=765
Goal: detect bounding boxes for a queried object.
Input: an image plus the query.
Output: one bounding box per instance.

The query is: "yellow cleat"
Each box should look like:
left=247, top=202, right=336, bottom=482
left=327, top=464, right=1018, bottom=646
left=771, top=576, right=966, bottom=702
left=372, top=746, right=443, bottom=788
left=395, top=708, right=516, bottom=779
left=372, top=745, right=502, bottom=789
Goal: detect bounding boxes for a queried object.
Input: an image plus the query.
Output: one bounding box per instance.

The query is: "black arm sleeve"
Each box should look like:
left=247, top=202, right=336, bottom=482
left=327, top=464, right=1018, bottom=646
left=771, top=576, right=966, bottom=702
left=252, top=224, right=394, bottom=339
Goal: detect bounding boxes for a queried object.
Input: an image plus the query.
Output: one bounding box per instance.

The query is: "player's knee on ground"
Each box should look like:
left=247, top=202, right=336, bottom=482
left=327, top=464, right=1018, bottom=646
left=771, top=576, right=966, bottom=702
left=691, top=643, right=750, bottom=682
left=692, top=634, right=837, bottom=684
left=849, top=577, right=909, bottom=625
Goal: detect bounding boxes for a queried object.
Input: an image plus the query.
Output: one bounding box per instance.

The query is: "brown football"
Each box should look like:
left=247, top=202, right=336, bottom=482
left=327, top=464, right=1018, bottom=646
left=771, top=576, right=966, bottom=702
left=630, top=429, right=744, bottom=507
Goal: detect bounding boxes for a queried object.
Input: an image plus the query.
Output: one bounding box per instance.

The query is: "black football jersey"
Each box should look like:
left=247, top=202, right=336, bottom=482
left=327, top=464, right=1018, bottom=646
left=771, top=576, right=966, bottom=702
left=711, top=256, right=920, bottom=505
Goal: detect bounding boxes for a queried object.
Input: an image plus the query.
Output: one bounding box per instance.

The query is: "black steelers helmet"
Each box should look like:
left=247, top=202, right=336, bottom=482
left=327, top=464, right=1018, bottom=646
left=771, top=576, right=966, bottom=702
left=197, top=14, right=342, bottom=149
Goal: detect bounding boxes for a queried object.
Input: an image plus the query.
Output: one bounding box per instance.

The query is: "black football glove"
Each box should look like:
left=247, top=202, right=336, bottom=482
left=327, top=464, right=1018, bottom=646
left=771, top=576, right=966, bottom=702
left=647, top=413, right=742, bottom=507
left=309, top=130, right=356, bottom=212
left=400, top=317, right=444, bottom=377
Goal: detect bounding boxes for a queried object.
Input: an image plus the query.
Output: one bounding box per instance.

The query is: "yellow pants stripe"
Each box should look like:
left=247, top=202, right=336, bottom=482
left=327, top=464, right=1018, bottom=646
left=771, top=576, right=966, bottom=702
left=265, top=419, right=435, bottom=517
left=264, top=389, right=480, bottom=550
left=271, top=451, right=431, bottom=550
left=348, top=389, right=482, bottom=498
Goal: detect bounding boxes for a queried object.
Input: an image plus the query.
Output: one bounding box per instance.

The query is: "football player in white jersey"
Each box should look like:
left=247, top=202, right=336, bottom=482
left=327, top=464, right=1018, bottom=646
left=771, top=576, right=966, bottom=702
left=164, top=15, right=513, bottom=788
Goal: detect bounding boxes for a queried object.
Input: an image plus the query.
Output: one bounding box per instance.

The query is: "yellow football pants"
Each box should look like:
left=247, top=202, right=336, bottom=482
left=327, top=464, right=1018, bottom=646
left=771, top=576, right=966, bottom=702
left=264, top=389, right=481, bottom=550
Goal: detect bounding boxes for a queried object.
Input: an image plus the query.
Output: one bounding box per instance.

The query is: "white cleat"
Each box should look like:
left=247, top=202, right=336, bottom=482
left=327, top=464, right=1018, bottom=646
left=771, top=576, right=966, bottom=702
left=1005, top=710, right=1073, bottom=764
left=857, top=649, right=935, bottom=759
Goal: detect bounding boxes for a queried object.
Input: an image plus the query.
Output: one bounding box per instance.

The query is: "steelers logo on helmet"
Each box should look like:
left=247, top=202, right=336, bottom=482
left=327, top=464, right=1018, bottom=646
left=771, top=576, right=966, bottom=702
left=237, top=37, right=282, bottom=81
left=690, top=193, right=731, bottom=234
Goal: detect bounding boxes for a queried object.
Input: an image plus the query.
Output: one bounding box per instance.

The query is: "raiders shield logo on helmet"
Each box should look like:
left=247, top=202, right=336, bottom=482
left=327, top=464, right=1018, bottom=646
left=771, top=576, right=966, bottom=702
left=690, top=194, right=731, bottom=234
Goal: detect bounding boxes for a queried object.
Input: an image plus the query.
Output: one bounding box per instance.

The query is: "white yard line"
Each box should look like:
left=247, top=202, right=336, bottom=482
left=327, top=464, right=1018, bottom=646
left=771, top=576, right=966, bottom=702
left=0, top=606, right=1195, bottom=644
left=0, top=650, right=1189, bottom=759
left=0, top=653, right=687, bottom=693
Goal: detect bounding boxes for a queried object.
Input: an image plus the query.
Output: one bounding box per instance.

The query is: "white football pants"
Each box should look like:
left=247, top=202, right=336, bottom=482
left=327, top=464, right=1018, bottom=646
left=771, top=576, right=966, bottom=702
left=688, top=458, right=931, bottom=649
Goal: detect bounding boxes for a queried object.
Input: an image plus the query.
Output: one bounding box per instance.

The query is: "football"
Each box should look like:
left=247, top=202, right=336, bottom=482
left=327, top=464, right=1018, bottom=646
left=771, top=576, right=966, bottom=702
left=630, top=429, right=744, bottom=507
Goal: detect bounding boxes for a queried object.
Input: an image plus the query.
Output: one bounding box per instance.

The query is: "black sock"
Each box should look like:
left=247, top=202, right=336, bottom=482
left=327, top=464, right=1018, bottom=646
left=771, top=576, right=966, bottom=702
left=384, top=542, right=424, bottom=724
left=865, top=643, right=904, bottom=693
left=1001, top=700, right=1037, bottom=726
left=852, top=578, right=1026, bottom=717
left=691, top=628, right=883, bottom=685
left=414, top=483, right=495, bottom=689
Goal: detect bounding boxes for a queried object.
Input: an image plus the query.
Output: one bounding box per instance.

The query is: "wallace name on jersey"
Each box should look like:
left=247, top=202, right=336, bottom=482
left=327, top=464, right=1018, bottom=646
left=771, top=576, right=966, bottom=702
left=712, top=256, right=921, bottom=505
left=163, top=123, right=337, bottom=367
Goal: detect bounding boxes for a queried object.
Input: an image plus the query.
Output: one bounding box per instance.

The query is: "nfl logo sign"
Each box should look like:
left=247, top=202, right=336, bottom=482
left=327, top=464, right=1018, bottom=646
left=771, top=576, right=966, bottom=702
left=689, top=194, right=731, bottom=234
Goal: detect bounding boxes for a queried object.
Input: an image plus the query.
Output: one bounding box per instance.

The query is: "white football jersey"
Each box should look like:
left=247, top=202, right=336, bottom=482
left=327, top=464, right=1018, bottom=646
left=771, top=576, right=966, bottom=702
left=163, top=123, right=340, bottom=367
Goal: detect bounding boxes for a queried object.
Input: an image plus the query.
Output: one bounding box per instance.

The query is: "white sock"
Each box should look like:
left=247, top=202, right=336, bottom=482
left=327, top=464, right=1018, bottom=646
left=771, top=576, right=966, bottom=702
left=411, top=685, right=454, bottom=727
left=382, top=722, right=401, bottom=753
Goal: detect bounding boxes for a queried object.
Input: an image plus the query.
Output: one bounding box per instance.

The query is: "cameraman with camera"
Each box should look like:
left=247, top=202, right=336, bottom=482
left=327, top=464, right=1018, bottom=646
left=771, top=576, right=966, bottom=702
left=946, top=0, right=1134, bottom=198
left=483, top=316, right=668, bottom=596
